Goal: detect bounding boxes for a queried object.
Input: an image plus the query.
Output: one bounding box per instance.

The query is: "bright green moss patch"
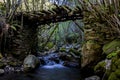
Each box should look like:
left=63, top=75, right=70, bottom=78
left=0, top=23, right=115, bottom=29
left=107, top=52, right=117, bottom=59
left=103, top=39, right=120, bottom=54
left=94, top=61, right=106, bottom=72
left=46, top=42, right=54, bottom=49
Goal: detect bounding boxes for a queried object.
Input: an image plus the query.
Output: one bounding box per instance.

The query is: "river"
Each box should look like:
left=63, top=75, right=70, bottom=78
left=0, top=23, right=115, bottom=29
left=0, top=53, right=81, bottom=80
left=0, top=64, right=81, bottom=80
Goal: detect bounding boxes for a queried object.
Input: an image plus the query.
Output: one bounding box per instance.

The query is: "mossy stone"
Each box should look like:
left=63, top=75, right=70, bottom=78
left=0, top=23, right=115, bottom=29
left=103, top=39, right=120, bottom=54
left=111, top=64, right=117, bottom=72
left=8, top=61, right=18, bottom=67
left=46, top=42, right=54, bottom=49
left=107, top=52, right=117, bottom=59
left=115, top=69, right=120, bottom=77
left=60, top=48, right=66, bottom=52
left=94, top=61, right=106, bottom=72
left=0, top=2, right=5, bottom=11
left=108, top=72, right=119, bottom=80
left=0, top=53, right=3, bottom=59
left=115, top=59, right=120, bottom=68
left=116, top=50, right=120, bottom=57
left=0, top=62, right=5, bottom=68
left=86, top=40, right=101, bottom=50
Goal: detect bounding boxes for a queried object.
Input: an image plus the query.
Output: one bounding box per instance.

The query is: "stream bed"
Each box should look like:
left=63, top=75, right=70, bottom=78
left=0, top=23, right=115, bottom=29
left=0, top=64, right=81, bottom=80
left=0, top=52, right=81, bottom=80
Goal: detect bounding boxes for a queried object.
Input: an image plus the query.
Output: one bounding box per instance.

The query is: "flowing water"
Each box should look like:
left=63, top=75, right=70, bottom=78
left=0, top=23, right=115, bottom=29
left=0, top=53, right=81, bottom=80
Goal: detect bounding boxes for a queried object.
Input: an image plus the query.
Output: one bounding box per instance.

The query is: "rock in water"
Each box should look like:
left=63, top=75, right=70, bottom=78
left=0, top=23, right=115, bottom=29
left=85, top=75, right=100, bottom=80
left=0, top=69, right=4, bottom=75
left=23, top=55, right=40, bottom=72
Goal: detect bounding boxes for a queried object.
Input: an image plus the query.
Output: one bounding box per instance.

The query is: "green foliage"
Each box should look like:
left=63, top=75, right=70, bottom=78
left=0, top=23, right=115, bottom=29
left=10, top=25, right=17, bottom=31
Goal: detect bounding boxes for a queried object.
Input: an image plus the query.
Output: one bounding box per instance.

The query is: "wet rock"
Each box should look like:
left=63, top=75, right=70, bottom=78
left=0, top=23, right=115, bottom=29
left=23, top=55, right=40, bottom=72
left=0, top=69, right=4, bottom=75
left=85, top=75, right=100, bottom=80
left=81, top=40, right=102, bottom=67
left=63, top=61, right=79, bottom=68
left=59, top=52, right=72, bottom=61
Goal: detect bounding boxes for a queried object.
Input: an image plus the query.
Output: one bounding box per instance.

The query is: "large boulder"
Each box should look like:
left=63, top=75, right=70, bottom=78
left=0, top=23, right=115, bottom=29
left=23, top=55, right=40, bottom=72
left=81, top=40, right=102, bottom=67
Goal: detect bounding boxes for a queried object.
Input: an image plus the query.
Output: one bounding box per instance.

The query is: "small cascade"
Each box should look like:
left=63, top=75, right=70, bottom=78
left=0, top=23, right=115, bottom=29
left=39, top=53, right=65, bottom=68
left=105, top=59, right=111, bottom=70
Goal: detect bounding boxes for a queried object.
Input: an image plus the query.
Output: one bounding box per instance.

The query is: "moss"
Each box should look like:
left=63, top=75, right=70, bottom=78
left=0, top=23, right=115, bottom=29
left=108, top=72, right=119, bottom=80
left=107, top=52, right=117, bottom=59
left=94, top=61, right=106, bottom=72
left=8, top=61, right=18, bottom=67
left=46, top=42, right=54, bottom=49
left=0, top=62, right=5, bottom=68
left=0, top=2, right=5, bottom=13
left=86, top=40, right=101, bottom=50
left=114, top=59, right=120, bottom=69
left=116, top=50, right=120, bottom=57
left=110, top=56, right=119, bottom=72
left=111, top=64, right=117, bottom=72
left=69, top=48, right=80, bottom=56
left=0, top=53, right=3, bottom=59
left=60, top=48, right=66, bottom=52
left=66, top=33, right=79, bottom=43
left=103, top=39, right=120, bottom=54
left=115, top=69, right=120, bottom=77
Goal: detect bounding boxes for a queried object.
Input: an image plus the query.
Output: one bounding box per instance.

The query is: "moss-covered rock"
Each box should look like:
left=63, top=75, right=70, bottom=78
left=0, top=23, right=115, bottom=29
left=45, top=42, right=54, bottom=49
left=0, top=62, right=5, bottom=68
left=103, top=39, right=120, bottom=54
left=108, top=72, right=119, bottom=80
left=81, top=40, right=102, bottom=67
left=60, top=47, right=66, bottom=52
left=8, top=61, right=19, bottom=67
left=94, top=60, right=106, bottom=72
left=115, top=69, right=120, bottom=77
left=0, top=2, right=5, bottom=13
left=0, top=53, right=3, bottom=59
left=107, top=52, right=118, bottom=59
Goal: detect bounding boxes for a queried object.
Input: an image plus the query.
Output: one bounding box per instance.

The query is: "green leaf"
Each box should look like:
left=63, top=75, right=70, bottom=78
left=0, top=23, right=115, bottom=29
left=10, top=25, right=17, bottom=31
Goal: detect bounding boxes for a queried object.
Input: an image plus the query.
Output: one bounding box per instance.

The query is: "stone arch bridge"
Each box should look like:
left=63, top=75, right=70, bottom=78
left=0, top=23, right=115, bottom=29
left=4, top=5, right=83, bottom=59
